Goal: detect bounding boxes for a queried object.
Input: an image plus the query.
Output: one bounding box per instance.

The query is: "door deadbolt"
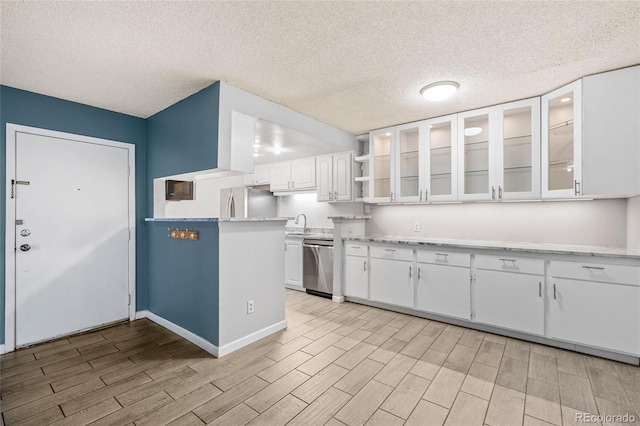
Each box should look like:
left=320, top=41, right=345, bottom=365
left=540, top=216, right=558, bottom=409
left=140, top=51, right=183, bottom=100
left=20, top=229, right=31, bottom=237
left=20, top=244, right=30, bottom=252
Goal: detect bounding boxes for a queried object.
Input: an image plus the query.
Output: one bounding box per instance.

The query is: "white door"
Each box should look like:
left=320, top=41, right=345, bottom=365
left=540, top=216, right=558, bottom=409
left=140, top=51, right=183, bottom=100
left=416, top=263, right=470, bottom=320
left=474, top=270, right=544, bottom=336
left=344, top=255, right=368, bottom=299
left=14, top=131, right=131, bottom=347
left=549, top=279, right=640, bottom=355
left=316, top=155, right=333, bottom=202
left=333, top=152, right=353, bottom=201
left=270, top=162, right=291, bottom=191
left=370, top=258, right=413, bottom=308
left=291, top=158, right=316, bottom=190
left=284, top=239, right=303, bottom=289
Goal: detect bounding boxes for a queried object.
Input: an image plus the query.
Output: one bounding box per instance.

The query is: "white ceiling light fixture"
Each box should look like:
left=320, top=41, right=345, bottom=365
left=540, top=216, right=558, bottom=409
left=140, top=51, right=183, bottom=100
left=560, top=97, right=572, bottom=103
left=464, top=127, right=482, bottom=136
left=420, top=81, right=459, bottom=101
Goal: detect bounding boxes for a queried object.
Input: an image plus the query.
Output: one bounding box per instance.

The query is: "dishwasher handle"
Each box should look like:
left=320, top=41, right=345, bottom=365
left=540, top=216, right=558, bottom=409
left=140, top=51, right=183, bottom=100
left=303, top=243, right=334, bottom=249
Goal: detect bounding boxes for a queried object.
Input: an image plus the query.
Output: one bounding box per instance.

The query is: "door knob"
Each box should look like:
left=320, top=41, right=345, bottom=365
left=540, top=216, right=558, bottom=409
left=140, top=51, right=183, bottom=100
left=20, top=244, right=31, bottom=252
left=20, top=229, right=31, bottom=237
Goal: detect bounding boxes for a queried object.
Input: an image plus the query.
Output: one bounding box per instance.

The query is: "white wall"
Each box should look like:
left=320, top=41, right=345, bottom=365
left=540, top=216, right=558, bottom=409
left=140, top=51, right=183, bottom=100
left=628, top=196, right=640, bottom=252
left=160, top=175, right=245, bottom=218
left=277, top=193, right=365, bottom=229
left=367, top=199, right=628, bottom=248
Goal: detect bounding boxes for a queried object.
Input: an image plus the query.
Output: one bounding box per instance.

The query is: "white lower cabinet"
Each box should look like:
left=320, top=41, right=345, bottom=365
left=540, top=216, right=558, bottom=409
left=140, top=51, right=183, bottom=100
left=475, top=270, right=544, bottom=335
left=370, top=248, right=414, bottom=308
left=284, top=238, right=304, bottom=291
left=345, top=255, right=368, bottom=299
left=416, top=250, right=471, bottom=320
left=549, top=261, right=640, bottom=355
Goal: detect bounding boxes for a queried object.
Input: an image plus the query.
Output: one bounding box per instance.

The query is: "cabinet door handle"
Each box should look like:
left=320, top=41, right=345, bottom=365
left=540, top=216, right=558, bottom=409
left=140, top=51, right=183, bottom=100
left=492, top=186, right=496, bottom=199
left=390, top=191, right=394, bottom=202
left=553, top=283, right=557, bottom=300
left=384, top=248, right=396, bottom=252
left=574, top=180, right=580, bottom=196
left=419, top=189, right=423, bottom=201
left=409, top=266, right=412, bottom=278
left=582, top=266, right=605, bottom=270
left=418, top=267, right=422, bottom=279
left=539, top=282, right=542, bottom=298
left=435, top=253, right=449, bottom=258
left=329, top=191, right=333, bottom=201
left=363, top=260, right=367, bottom=271
left=499, top=258, right=517, bottom=264
left=292, top=181, right=295, bottom=189
left=425, top=189, right=428, bottom=201
left=334, top=190, right=338, bottom=200
left=499, top=186, right=503, bottom=199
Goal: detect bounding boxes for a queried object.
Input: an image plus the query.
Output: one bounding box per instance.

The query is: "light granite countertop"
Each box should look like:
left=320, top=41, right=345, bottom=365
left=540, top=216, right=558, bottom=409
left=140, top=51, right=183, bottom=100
left=145, top=217, right=293, bottom=222
left=344, top=236, right=640, bottom=260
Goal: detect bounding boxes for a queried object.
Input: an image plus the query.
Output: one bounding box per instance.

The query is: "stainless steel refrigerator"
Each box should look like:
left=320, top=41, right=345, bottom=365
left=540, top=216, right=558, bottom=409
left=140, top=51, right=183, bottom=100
left=219, top=187, right=277, bottom=218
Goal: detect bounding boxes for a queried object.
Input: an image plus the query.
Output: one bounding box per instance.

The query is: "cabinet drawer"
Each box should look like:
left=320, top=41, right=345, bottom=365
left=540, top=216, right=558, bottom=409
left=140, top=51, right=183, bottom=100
left=345, top=243, right=368, bottom=257
left=370, top=246, right=413, bottom=262
left=476, top=254, right=544, bottom=275
left=417, top=250, right=470, bottom=268
left=551, top=260, right=640, bottom=286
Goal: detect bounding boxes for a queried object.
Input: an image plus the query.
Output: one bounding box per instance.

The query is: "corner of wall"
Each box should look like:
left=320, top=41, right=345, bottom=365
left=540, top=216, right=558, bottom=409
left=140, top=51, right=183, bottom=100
left=627, top=196, right=640, bottom=252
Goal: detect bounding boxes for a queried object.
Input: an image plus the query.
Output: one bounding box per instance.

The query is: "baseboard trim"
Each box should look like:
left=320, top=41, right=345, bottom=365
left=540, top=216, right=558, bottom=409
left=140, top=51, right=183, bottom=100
left=0, top=344, right=5, bottom=354
left=217, top=320, right=287, bottom=357
left=135, top=310, right=148, bottom=320
left=142, top=310, right=219, bottom=357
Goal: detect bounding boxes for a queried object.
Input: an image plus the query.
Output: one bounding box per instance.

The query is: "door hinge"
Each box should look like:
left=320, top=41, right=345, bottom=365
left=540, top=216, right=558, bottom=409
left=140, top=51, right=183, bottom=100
left=128, top=166, right=131, bottom=176
left=128, top=229, right=131, bottom=240
left=128, top=295, right=131, bottom=306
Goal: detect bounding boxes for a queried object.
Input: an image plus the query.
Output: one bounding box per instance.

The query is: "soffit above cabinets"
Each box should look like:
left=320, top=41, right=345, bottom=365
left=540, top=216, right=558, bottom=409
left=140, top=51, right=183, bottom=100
left=254, top=119, right=338, bottom=165
left=2, top=2, right=639, bottom=134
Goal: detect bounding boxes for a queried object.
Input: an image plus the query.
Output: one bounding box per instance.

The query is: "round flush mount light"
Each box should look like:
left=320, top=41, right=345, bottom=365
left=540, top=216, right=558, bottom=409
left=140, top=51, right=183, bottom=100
left=464, top=127, right=482, bottom=137
left=560, top=97, right=572, bottom=103
left=420, top=81, right=459, bottom=101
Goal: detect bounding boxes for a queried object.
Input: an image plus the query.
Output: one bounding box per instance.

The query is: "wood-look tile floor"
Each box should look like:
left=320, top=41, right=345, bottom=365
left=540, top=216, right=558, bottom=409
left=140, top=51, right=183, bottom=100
left=2, top=290, right=640, bottom=426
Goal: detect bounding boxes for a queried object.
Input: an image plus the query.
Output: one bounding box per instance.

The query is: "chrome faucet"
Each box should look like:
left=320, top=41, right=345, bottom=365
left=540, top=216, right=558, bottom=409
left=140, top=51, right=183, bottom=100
left=295, top=213, right=308, bottom=234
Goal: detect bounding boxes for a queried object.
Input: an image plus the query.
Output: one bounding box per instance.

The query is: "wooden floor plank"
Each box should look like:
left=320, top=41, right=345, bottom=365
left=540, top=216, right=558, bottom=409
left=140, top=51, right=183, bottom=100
left=1, top=289, right=639, bottom=426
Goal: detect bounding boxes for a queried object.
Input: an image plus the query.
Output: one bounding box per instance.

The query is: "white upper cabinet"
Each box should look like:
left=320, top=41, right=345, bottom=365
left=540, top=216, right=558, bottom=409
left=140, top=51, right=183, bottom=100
left=394, top=122, right=423, bottom=202
left=496, top=98, right=541, bottom=200
left=457, top=107, right=497, bottom=201
left=291, top=157, right=316, bottom=190
left=370, top=128, right=394, bottom=202
left=316, top=155, right=333, bottom=201
left=317, top=152, right=353, bottom=202
left=424, top=114, right=458, bottom=202
left=582, top=65, right=640, bottom=197
left=541, top=80, right=583, bottom=198
left=270, top=161, right=292, bottom=191
left=270, top=157, right=316, bottom=192
left=254, top=164, right=270, bottom=184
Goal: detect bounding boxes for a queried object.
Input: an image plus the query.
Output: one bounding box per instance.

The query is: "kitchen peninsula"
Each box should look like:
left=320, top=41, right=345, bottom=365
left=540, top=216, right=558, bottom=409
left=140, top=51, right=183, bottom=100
left=144, top=217, right=291, bottom=356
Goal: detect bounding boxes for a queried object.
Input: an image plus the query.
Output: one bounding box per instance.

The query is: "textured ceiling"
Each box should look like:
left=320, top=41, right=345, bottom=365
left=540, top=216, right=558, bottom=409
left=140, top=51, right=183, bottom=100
left=2, top=1, right=639, bottom=135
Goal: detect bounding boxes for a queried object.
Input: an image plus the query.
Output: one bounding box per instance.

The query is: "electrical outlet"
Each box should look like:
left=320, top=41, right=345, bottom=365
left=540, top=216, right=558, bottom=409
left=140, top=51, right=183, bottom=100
left=247, top=300, right=255, bottom=314
left=414, top=222, right=420, bottom=232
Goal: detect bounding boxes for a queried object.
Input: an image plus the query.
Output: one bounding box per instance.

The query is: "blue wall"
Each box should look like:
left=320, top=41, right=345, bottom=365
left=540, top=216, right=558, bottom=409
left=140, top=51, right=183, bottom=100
left=145, top=83, right=221, bottom=345
left=146, top=83, right=219, bottom=214
left=0, top=86, right=148, bottom=344
left=147, top=222, right=219, bottom=345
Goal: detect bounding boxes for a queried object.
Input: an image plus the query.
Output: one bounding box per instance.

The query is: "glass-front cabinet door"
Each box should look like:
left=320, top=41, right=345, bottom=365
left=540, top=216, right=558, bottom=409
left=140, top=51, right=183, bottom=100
left=424, top=114, right=457, bottom=202
left=369, top=127, right=394, bottom=202
left=496, top=98, right=541, bottom=200
left=541, top=80, right=582, bottom=198
left=394, top=122, right=423, bottom=202
left=457, top=107, right=496, bottom=200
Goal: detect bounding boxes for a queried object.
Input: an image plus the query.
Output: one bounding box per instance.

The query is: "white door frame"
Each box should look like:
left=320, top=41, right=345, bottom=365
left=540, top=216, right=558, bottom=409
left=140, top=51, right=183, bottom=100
left=4, top=124, right=136, bottom=353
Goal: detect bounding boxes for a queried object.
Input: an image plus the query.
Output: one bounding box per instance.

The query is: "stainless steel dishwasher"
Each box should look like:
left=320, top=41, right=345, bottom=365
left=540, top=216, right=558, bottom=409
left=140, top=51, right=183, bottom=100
left=302, top=238, right=333, bottom=298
